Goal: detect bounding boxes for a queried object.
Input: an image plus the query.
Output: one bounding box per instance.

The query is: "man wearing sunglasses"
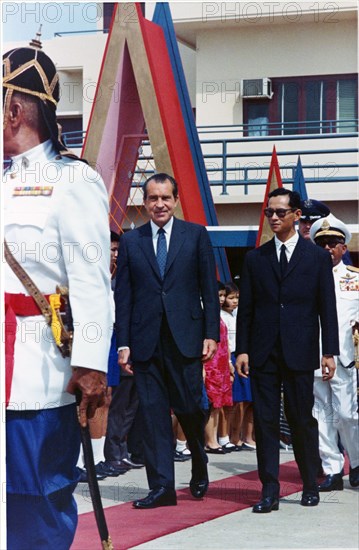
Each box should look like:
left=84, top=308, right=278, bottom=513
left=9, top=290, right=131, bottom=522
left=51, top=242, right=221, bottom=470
left=310, top=215, right=359, bottom=491
left=235, top=188, right=339, bottom=513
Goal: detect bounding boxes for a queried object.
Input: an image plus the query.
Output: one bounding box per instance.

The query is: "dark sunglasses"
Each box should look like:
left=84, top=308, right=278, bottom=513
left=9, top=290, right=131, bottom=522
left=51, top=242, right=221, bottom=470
left=315, top=238, right=344, bottom=249
left=264, top=208, right=295, bottom=219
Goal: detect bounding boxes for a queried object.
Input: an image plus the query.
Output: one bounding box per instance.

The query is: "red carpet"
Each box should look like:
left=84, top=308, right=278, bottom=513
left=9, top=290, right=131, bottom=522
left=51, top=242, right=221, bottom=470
left=72, top=461, right=305, bottom=549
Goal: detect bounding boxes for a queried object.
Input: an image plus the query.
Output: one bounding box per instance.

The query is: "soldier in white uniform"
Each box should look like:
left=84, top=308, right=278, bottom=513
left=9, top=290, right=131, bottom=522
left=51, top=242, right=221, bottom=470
left=3, top=46, right=113, bottom=548
left=310, top=214, right=359, bottom=491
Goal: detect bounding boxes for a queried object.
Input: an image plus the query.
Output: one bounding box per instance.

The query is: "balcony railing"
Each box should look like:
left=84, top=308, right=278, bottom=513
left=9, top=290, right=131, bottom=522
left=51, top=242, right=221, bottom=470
left=62, top=119, right=358, bottom=194
left=198, top=119, right=358, bottom=136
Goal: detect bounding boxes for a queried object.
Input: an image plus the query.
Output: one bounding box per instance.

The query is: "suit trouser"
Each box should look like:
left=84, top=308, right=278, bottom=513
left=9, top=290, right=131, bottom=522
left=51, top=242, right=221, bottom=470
left=133, top=317, right=208, bottom=490
left=104, top=377, right=139, bottom=462
left=313, top=359, right=359, bottom=474
left=251, top=345, right=319, bottom=497
left=127, top=405, right=145, bottom=461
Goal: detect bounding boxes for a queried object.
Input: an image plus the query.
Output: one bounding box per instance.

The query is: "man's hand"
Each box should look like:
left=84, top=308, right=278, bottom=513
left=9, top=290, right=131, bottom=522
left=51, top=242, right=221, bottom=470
left=321, top=355, right=336, bottom=381
left=66, top=367, right=107, bottom=427
left=235, top=353, right=250, bottom=378
left=202, top=339, right=217, bottom=362
left=118, top=348, right=133, bottom=375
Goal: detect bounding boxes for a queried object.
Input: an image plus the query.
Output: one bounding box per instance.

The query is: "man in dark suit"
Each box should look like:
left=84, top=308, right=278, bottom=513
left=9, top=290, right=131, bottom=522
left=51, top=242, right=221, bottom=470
left=115, top=173, right=220, bottom=508
left=235, top=188, right=339, bottom=513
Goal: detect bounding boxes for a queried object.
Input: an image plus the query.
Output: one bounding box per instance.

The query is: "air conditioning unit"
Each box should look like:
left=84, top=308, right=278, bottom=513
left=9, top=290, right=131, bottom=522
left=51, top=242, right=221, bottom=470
left=241, top=78, right=273, bottom=99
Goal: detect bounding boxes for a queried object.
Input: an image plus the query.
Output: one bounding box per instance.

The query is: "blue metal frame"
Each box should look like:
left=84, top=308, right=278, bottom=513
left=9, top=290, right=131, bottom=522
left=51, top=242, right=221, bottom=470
left=64, top=130, right=358, bottom=193
left=198, top=119, right=358, bottom=134
left=207, top=229, right=257, bottom=248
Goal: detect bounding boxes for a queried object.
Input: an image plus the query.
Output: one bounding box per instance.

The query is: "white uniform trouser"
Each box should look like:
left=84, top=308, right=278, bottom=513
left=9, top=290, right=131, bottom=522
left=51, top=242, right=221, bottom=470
left=313, top=359, right=359, bottom=475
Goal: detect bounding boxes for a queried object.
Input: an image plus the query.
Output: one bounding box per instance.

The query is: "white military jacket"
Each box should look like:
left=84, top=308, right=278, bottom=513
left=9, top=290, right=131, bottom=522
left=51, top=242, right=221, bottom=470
left=4, top=140, right=113, bottom=410
left=333, top=261, right=359, bottom=367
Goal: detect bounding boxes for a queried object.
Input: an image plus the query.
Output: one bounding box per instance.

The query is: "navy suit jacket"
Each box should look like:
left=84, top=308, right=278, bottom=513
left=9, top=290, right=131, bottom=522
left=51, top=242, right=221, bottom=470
left=115, top=217, right=220, bottom=362
left=236, top=235, right=339, bottom=371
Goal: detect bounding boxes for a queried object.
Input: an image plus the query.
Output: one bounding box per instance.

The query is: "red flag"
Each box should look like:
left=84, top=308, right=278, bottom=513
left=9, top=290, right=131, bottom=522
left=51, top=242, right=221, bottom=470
left=82, top=3, right=212, bottom=231
left=256, top=146, right=283, bottom=247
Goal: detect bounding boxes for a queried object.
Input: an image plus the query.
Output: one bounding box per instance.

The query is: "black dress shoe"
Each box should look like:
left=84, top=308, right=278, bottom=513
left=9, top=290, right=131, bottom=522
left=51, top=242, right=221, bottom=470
left=205, top=446, right=226, bottom=455
left=349, top=466, right=359, bottom=488
left=96, top=461, right=127, bottom=477
left=77, top=467, right=106, bottom=483
left=252, top=496, right=279, bottom=513
left=122, top=457, right=145, bottom=469
left=133, top=487, right=177, bottom=509
left=189, top=478, right=209, bottom=499
left=174, top=450, right=192, bottom=462
left=106, top=460, right=132, bottom=471
left=301, top=491, right=320, bottom=506
left=318, top=474, right=343, bottom=492
left=221, top=442, right=236, bottom=453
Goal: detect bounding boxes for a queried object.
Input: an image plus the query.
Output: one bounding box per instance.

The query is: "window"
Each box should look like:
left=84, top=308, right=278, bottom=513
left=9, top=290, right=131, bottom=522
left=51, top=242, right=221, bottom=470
left=58, top=116, right=83, bottom=148
left=243, top=74, right=357, bottom=135
left=337, top=79, right=357, bottom=132
left=246, top=103, right=269, bottom=136
left=305, top=81, right=324, bottom=133
left=280, top=82, right=299, bottom=135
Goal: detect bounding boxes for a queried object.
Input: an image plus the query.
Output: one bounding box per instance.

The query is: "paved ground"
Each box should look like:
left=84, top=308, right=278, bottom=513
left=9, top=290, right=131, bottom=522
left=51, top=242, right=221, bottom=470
left=74, top=448, right=359, bottom=550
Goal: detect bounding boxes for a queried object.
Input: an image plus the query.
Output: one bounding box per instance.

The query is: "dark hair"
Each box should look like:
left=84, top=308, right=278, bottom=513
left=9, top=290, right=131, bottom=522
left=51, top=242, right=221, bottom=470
left=217, top=280, right=225, bottom=291
left=143, top=173, right=178, bottom=200
left=110, top=230, right=120, bottom=242
left=268, top=188, right=301, bottom=210
left=224, top=281, right=239, bottom=296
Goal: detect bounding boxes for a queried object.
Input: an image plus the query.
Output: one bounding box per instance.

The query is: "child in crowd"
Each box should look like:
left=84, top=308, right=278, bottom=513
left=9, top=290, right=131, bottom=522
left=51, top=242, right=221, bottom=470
left=173, top=415, right=192, bottom=461
left=220, top=281, right=256, bottom=451
left=204, top=282, right=234, bottom=453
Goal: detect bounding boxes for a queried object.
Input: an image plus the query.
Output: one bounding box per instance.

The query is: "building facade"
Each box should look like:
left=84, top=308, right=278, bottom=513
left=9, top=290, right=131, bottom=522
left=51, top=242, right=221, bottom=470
left=3, top=2, right=358, bottom=271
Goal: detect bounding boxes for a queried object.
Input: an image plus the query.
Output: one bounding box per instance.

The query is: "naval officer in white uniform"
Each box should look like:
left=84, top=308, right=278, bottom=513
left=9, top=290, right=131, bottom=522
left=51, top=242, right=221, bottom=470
left=311, top=214, right=359, bottom=491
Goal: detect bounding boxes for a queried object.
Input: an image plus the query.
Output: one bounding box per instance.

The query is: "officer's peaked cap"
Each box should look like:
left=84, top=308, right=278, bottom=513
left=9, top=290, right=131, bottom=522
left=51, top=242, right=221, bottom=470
left=310, top=213, right=351, bottom=244
left=300, top=199, right=330, bottom=221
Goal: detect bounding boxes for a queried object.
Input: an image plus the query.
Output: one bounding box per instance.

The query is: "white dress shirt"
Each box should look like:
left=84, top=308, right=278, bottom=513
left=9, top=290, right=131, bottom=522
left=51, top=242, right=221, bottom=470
left=274, top=231, right=299, bottom=262
left=150, top=217, right=174, bottom=252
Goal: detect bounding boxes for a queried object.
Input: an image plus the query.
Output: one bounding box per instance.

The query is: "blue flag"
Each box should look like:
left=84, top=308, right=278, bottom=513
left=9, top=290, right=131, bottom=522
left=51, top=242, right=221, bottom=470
left=293, top=156, right=308, bottom=200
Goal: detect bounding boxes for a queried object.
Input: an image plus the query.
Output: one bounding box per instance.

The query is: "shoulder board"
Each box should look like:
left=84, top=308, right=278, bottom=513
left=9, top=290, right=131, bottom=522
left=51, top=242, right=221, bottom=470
left=347, top=265, right=359, bottom=273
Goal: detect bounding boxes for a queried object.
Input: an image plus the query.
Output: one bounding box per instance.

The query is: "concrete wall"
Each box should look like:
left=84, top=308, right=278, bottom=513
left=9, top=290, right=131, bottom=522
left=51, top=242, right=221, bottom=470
left=195, top=18, right=357, bottom=125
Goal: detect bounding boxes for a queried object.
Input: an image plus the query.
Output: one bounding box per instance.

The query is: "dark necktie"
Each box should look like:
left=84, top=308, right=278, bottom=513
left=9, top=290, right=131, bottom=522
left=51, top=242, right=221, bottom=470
left=280, top=244, right=288, bottom=277
left=156, top=227, right=167, bottom=279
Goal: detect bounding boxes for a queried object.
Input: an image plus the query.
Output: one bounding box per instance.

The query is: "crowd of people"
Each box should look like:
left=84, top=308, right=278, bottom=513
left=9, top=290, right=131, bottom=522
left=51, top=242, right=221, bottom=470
left=3, top=45, right=358, bottom=549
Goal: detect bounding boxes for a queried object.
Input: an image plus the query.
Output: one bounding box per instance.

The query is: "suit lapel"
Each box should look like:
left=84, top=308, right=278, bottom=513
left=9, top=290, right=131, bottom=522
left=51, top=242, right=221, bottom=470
left=284, top=235, right=305, bottom=278
left=139, top=222, right=162, bottom=279
left=165, top=218, right=186, bottom=276
left=266, top=234, right=305, bottom=281
left=266, top=239, right=281, bottom=281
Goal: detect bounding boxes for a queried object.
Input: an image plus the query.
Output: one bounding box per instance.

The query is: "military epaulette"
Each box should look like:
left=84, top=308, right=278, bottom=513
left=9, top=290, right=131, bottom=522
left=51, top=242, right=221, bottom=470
left=346, top=265, right=359, bottom=273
